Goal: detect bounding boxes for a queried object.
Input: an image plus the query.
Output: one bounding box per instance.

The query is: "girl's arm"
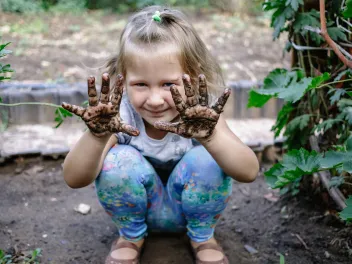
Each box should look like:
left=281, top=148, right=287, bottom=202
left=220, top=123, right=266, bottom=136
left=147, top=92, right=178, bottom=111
left=63, top=131, right=117, bottom=188
left=199, top=116, right=259, bottom=182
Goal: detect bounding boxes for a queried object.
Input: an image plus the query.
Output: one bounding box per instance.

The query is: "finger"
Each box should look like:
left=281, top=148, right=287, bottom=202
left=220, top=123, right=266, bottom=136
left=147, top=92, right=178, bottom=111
left=88, top=76, right=98, bottom=106
left=120, top=123, right=140, bottom=137
left=61, top=102, right=86, bottom=117
left=154, top=121, right=180, bottom=134
left=100, top=73, right=110, bottom=104
left=182, top=74, right=198, bottom=106
left=110, top=74, right=124, bottom=107
left=198, top=74, right=208, bottom=106
left=170, top=85, right=186, bottom=114
left=212, top=88, right=231, bottom=114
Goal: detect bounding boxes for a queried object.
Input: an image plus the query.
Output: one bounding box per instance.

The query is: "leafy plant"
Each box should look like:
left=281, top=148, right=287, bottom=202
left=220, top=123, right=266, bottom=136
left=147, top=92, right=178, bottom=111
left=0, top=42, right=72, bottom=128
left=248, top=0, right=352, bottom=220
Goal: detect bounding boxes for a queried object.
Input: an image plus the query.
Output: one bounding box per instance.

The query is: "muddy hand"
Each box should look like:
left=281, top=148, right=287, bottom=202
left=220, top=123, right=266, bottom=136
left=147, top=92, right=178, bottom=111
left=62, top=73, right=139, bottom=138
left=154, top=74, right=231, bottom=139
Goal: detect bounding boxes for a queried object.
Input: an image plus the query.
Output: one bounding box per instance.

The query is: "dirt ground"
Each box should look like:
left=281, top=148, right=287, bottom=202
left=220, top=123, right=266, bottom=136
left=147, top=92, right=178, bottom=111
left=0, top=157, right=351, bottom=264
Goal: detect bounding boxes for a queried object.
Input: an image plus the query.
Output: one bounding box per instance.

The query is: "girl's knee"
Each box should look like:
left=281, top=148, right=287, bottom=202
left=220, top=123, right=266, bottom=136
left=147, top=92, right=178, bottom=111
left=182, top=146, right=225, bottom=186
left=96, top=145, right=150, bottom=189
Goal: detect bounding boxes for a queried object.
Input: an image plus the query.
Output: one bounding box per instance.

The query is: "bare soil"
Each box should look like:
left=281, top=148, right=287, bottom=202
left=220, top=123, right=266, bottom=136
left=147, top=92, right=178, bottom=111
left=0, top=157, right=351, bottom=264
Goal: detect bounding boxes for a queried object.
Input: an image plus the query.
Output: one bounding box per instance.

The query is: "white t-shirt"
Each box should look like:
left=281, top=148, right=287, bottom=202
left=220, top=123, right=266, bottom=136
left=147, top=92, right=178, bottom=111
left=115, top=95, right=200, bottom=183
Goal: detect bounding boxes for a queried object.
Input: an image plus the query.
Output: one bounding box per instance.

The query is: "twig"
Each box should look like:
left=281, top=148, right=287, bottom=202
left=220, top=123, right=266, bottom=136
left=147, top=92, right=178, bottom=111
left=292, top=233, right=309, bottom=250
left=319, top=0, right=352, bottom=68
left=309, top=136, right=347, bottom=210
left=291, top=41, right=332, bottom=51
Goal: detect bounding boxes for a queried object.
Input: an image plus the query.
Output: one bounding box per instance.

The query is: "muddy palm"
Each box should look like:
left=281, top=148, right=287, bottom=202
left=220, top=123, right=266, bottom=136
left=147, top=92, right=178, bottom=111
left=62, top=73, right=139, bottom=138
left=154, top=74, right=231, bottom=139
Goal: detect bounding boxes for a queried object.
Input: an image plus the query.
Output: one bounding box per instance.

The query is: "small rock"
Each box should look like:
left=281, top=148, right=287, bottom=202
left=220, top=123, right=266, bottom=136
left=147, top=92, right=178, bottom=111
left=324, top=251, right=330, bottom=259
left=244, top=244, right=258, bottom=254
left=32, top=165, right=44, bottom=173
left=7, top=229, right=12, bottom=234
left=234, top=228, right=243, bottom=234
left=15, top=167, right=23, bottom=174
left=74, top=203, right=91, bottom=215
left=231, top=205, right=239, bottom=210
left=50, top=197, right=58, bottom=202
left=42, top=234, right=48, bottom=238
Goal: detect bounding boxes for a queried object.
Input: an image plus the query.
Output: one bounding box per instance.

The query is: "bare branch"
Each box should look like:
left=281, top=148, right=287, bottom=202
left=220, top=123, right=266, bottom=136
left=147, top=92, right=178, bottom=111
left=320, top=0, right=352, bottom=68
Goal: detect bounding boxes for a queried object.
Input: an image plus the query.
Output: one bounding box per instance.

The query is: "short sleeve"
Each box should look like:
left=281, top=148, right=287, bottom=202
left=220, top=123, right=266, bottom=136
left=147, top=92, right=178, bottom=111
left=114, top=96, right=134, bottom=145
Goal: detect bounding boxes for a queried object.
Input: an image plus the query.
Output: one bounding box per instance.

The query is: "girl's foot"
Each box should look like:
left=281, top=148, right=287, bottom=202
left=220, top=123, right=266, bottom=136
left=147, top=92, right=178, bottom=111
left=105, top=237, right=144, bottom=264
left=190, top=237, right=228, bottom=264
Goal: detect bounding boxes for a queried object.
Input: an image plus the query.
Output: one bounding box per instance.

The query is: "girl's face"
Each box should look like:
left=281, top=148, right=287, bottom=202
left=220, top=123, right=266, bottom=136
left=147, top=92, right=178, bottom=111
left=125, top=49, right=186, bottom=137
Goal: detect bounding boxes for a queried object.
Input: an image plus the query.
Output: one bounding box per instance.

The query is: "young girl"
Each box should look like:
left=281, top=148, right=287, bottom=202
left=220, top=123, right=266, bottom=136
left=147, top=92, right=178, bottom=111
left=62, top=5, right=259, bottom=264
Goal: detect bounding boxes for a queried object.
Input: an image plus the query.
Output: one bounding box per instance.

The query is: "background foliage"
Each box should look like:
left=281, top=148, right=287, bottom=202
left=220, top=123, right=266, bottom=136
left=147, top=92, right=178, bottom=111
left=248, top=0, right=352, bottom=221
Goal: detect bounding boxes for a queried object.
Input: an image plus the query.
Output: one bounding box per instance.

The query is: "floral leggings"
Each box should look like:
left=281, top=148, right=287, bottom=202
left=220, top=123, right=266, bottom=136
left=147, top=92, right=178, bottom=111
left=95, top=144, right=232, bottom=242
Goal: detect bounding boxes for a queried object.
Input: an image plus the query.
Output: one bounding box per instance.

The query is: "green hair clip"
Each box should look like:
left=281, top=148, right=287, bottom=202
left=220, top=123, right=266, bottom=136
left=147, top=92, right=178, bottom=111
left=152, top=11, right=161, bottom=22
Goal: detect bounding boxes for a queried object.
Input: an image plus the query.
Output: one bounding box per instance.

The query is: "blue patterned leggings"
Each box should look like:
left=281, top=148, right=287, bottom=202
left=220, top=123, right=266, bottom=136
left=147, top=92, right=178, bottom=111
left=95, top=145, right=232, bottom=242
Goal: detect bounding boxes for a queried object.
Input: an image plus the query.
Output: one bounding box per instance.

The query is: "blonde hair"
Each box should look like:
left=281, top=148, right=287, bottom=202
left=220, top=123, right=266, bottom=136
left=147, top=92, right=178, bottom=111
left=106, top=5, right=225, bottom=96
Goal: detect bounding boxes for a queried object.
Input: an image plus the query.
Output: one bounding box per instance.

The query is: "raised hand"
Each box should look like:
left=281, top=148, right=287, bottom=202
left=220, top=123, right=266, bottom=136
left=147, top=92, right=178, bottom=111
left=154, top=74, right=231, bottom=140
left=62, top=73, right=139, bottom=138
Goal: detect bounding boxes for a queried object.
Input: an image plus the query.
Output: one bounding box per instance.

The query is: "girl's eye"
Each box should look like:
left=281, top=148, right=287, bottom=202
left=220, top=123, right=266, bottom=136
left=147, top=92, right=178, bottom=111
left=135, top=83, right=146, bottom=87
left=163, top=83, right=174, bottom=87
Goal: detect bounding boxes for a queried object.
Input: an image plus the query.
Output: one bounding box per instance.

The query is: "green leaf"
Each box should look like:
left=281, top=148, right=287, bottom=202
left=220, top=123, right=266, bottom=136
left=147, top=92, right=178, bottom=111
left=271, top=102, right=295, bottom=137
left=293, top=11, right=321, bottom=33
left=271, top=5, right=296, bottom=39
left=343, top=0, right=352, bottom=18
left=308, top=72, right=330, bottom=90
left=59, top=107, right=73, bottom=117
left=0, top=49, right=12, bottom=58
left=320, top=151, right=346, bottom=168
left=258, top=68, right=291, bottom=95
left=282, top=148, right=321, bottom=172
left=321, top=137, right=352, bottom=169
left=279, top=77, right=312, bottom=102
left=312, top=119, right=342, bottom=133
left=293, top=10, right=323, bottom=44
left=339, top=196, right=352, bottom=222
left=256, top=69, right=313, bottom=103
left=274, top=168, right=304, bottom=188
left=280, top=253, right=285, bottom=264
left=285, top=0, right=303, bottom=11
left=343, top=160, right=352, bottom=173
left=328, top=176, right=345, bottom=188
left=264, top=163, right=286, bottom=188
left=327, top=27, right=348, bottom=42
left=0, top=42, right=11, bottom=51
left=330, top=89, right=346, bottom=105
left=285, top=114, right=311, bottom=135
left=247, top=89, right=272, bottom=108
left=337, top=107, right=352, bottom=124
left=347, top=91, right=352, bottom=98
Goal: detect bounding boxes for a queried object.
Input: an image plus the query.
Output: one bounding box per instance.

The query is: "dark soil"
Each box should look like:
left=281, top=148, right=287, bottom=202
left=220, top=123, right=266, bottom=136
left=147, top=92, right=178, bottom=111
left=1, top=157, right=351, bottom=264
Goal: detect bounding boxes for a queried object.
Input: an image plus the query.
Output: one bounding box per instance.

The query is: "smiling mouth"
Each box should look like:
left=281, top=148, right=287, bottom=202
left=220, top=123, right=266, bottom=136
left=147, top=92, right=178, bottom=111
left=146, top=109, right=168, bottom=116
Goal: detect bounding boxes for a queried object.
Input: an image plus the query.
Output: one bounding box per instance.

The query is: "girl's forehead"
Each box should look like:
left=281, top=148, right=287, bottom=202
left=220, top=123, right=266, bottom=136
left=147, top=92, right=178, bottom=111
left=125, top=42, right=182, bottom=67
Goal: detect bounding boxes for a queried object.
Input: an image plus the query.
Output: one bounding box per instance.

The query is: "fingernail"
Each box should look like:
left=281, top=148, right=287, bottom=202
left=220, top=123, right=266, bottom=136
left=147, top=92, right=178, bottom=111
left=102, top=73, right=109, bottom=80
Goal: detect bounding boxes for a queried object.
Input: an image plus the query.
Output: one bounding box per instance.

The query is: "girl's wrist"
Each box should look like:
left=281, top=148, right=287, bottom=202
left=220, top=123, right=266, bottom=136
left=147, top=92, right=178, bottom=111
left=197, top=125, right=219, bottom=147
left=87, top=130, right=112, bottom=144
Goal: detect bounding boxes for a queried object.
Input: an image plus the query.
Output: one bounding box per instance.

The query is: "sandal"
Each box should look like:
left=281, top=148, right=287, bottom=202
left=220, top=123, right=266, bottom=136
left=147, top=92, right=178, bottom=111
left=192, top=243, right=229, bottom=264
left=105, top=239, right=143, bottom=264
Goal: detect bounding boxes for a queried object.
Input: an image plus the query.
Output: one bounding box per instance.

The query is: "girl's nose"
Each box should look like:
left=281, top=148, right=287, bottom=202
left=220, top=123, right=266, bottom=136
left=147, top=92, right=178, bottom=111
left=147, top=90, right=164, bottom=107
